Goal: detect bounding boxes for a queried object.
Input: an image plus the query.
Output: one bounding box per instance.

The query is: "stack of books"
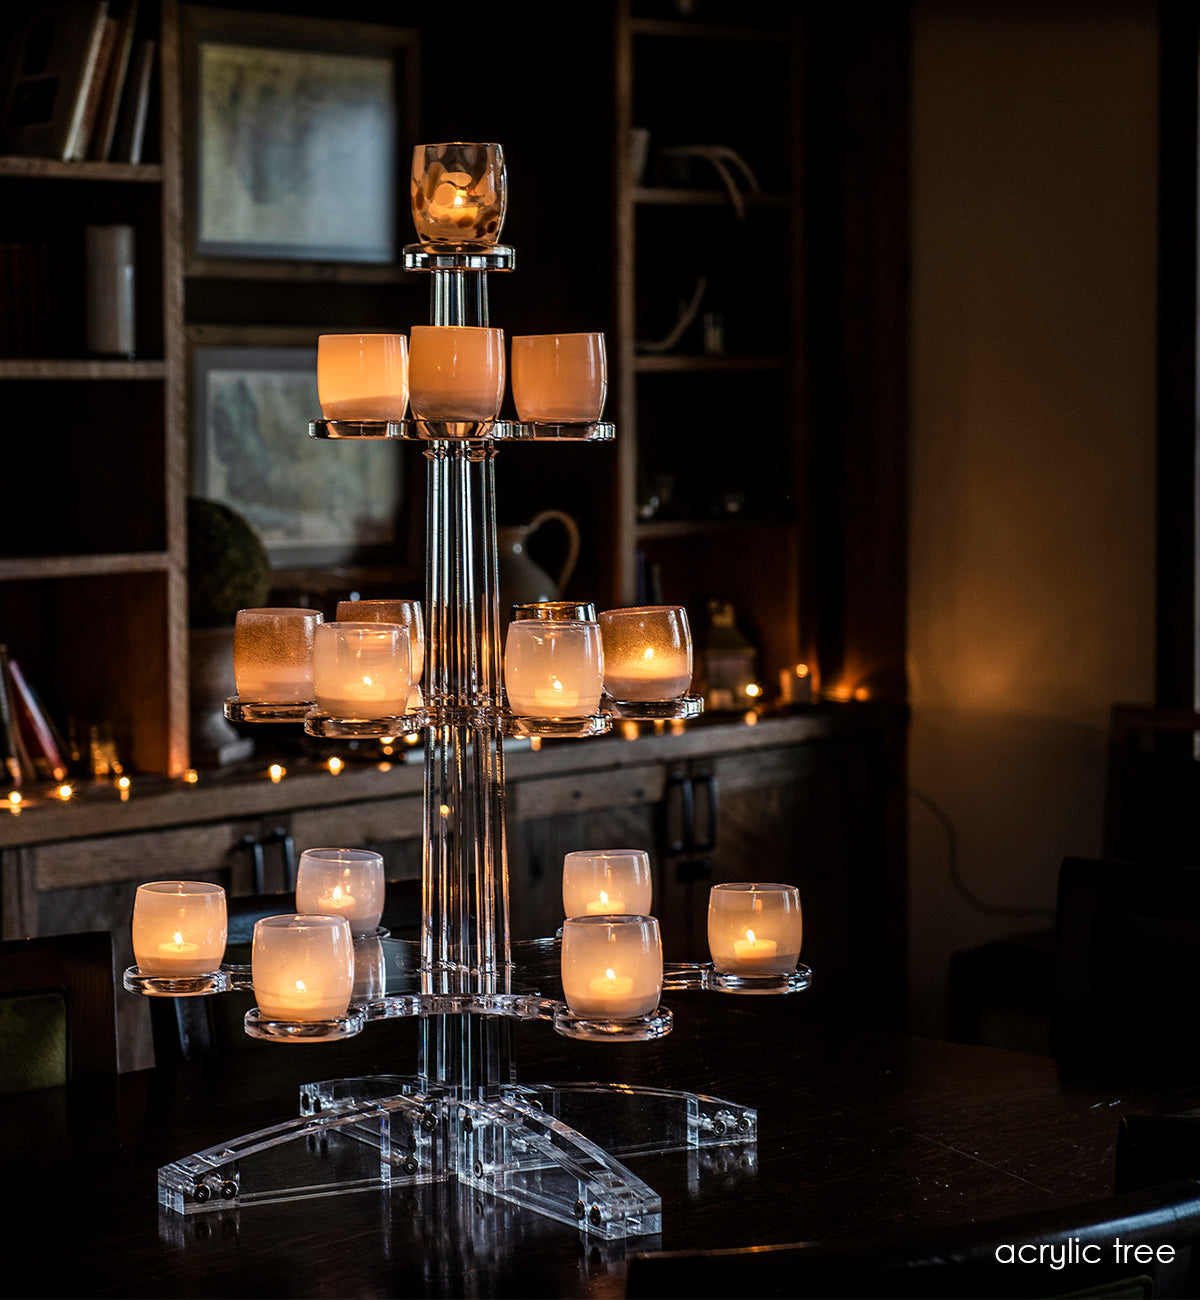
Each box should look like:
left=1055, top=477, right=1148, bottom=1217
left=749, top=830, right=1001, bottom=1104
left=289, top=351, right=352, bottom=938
left=0, top=0, right=157, bottom=164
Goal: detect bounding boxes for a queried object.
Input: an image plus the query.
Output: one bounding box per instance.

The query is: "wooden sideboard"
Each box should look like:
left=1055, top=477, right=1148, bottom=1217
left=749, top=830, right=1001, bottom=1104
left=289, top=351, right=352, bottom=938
left=0, top=703, right=906, bottom=1069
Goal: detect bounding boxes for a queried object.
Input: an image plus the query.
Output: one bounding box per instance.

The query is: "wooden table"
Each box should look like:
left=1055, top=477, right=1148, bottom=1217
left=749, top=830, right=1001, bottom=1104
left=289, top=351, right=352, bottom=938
left=4, top=983, right=1198, bottom=1298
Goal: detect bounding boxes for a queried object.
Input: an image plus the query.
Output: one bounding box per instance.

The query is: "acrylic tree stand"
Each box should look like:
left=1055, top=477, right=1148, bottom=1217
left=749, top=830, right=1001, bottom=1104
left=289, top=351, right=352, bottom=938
left=126, top=218, right=810, bottom=1241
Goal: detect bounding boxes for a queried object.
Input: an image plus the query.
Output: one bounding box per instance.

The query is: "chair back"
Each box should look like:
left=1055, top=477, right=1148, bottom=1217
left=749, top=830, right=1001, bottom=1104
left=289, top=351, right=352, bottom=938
left=626, top=1178, right=1200, bottom=1297
left=0, top=931, right=118, bottom=1094
left=1051, top=855, right=1200, bottom=1075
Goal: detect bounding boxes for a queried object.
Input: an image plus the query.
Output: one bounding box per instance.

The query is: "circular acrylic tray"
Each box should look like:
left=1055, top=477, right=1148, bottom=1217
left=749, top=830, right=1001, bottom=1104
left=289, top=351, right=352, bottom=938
left=305, top=710, right=427, bottom=740
left=224, top=698, right=314, bottom=724
left=309, top=418, right=614, bottom=444
left=602, top=694, right=704, bottom=722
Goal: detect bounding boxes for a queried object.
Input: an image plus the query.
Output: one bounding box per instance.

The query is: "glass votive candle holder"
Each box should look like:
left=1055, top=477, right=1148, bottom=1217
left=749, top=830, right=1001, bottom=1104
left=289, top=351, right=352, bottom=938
left=251, top=914, right=354, bottom=1022
left=599, top=605, right=693, bottom=703
left=511, top=332, right=607, bottom=423
left=504, top=618, right=603, bottom=718
left=561, top=915, right=663, bottom=1021
left=295, top=846, right=385, bottom=936
left=707, top=882, right=803, bottom=976
left=562, top=849, right=652, bottom=919
left=335, top=599, right=425, bottom=685
left=233, top=607, right=323, bottom=703
left=408, top=325, right=505, bottom=423
left=351, top=933, right=386, bottom=1004
left=132, top=881, right=227, bottom=977
left=317, top=333, right=409, bottom=421
left=411, top=141, right=506, bottom=247
left=313, top=621, right=411, bottom=719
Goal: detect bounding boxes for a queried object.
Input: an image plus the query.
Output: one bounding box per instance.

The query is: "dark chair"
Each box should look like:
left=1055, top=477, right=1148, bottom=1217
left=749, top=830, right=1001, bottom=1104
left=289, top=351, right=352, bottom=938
left=1050, top=855, right=1200, bottom=1076
left=625, top=1178, right=1200, bottom=1298
left=0, top=930, right=118, bottom=1095
left=1104, top=705, right=1200, bottom=864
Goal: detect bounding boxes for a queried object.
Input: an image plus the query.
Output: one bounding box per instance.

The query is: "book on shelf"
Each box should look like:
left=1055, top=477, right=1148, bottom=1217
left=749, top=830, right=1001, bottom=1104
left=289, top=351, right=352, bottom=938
left=5, top=655, right=68, bottom=783
left=87, top=0, right=140, bottom=162
left=110, top=33, right=153, bottom=164
left=0, top=1, right=110, bottom=161
left=0, top=645, right=33, bottom=789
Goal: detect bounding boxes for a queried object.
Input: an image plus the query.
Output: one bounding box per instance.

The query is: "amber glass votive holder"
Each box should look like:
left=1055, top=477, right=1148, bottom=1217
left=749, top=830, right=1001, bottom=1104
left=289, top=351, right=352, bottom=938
left=410, top=142, right=506, bottom=248
left=511, top=332, right=607, bottom=423
left=317, top=333, right=409, bottom=422
left=599, top=605, right=693, bottom=703
left=233, top=607, right=323, bottom=704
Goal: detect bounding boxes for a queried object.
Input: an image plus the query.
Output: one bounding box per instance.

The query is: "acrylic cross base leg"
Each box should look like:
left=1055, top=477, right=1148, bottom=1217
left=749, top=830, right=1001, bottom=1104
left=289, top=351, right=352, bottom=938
left=151, top=993, right=761, bottom=1240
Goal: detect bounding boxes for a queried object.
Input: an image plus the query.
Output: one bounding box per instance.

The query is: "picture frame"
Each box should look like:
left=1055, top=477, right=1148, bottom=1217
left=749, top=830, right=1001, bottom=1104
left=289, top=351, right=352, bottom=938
left=191, top=344, right=407, bottom=568
left=181, top=7, right=419, bottom=267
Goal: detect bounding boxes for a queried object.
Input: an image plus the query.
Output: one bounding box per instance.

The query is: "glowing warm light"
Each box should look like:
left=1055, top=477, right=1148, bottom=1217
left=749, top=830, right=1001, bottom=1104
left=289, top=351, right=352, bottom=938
left=853, top=686, right=870, bottom=701
left=57, top=784, right=73, bottom=801
left=529, top=736, right=542, bottom=752
left=620, top=721, right=639, bottom=741
left=327, top=757, right=344, bottom=775
left=118, top=775, right=131, bottom=802
left=184, top=769, right=199, bottom=784
left=745, top=682, right=762, bottom=698
left=796, top=663, right=810, bottom=678
left=8, top=791, right=21, bottom=813
left=404, top=733, right=421, bottom=746
left=743, top=711, right=758, bottom=726
left=440, top=803, right=451, bottom=817
left=269, top=764, right=286, bottom=784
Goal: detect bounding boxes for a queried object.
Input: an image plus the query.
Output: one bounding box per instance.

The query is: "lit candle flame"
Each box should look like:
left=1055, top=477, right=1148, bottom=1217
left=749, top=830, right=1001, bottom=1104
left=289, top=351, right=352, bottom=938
left=745, top=929, right=757, bottom=947
left=605, top=968, right=617, bottom=982
left=173, top=931, right=184, bottom=947
left=599, top=891, right=609, bottom=907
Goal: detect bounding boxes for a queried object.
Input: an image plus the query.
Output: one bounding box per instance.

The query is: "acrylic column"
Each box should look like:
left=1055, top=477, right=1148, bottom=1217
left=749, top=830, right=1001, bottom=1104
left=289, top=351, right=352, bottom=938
left=419, top=260, right=512, bottom=1102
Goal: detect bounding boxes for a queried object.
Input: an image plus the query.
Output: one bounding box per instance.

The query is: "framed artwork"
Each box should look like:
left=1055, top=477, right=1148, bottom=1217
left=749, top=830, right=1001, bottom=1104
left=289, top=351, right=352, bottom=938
left=191, top=346, right=405, bottom=567
left=182, top=7, right=418, bottom=265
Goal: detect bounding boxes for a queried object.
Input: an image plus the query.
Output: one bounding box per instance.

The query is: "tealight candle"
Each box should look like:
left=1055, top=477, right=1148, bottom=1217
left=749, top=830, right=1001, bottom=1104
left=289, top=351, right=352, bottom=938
left=599, top=606, right=693, bottom=702
left=313, top=621, right=411, bottom=718
left=562, top=848, right=652, bottom=919
left=504, top=618, right=603, bottom=718
left=411, top=142, right=506, bottom=247
left=233, top=607, right=323, bottom=703
left=295, top=846, right=385, bottom=936
left=561, top=915, right=662, bottom=1020
left=511, top=332, right=607, bottom=423
left=251, top=914, right=354, bottom=1022
left=132, top=881, right=227, bottom=977
left=707, top=882, right=803, bottom=976
left=408, top=326, right=505, bottom=423
left=317, top=333, right=409, bottom=421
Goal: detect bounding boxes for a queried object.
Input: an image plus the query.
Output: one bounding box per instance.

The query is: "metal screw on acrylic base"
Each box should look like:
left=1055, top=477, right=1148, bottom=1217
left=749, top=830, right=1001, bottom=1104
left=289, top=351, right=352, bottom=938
left=126, top=142, right=810, bottom=1241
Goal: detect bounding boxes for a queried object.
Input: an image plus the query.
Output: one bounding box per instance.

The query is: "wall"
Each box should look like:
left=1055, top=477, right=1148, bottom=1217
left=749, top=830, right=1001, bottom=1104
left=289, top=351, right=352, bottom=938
left=907, top=0, right=1159, bottom=1040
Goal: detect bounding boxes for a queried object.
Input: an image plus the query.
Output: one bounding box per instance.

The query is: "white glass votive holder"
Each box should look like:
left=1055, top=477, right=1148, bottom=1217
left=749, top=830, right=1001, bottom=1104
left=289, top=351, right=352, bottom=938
left=317, top=333, right=409, bottom=421
left=408, top=325, right=505, bottom=423
left=313, top=621, right=412, bottom=719
left=233, top=607, right=323, bottom=704
left=411, top=142, right=506, bottom=248
left=599, top=605, right=693, bottom=703
left=504, top=618, right=603, bottom=718
left=132, top=881, right=227, bottom=977
left=707, top=882, right=803, bottom=976
left=295, top=847, right=385, bottom=936
left=251, top=914, right=354, bottom=1022
left=335, top=599, right=425, bottom=686
left=562, top=849, right=652, bottom=919
left=560, top=915, right=663, bottom=1021
left=511, top=332, right=607, bottom=423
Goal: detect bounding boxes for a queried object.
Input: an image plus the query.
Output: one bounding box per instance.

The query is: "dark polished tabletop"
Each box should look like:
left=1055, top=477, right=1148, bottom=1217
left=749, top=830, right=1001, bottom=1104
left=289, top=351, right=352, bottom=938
left=6, top=970, right=1200, bottom=1299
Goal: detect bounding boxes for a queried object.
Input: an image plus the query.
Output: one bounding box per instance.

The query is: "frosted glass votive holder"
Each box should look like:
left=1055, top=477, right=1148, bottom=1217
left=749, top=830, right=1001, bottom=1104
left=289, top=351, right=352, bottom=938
left=409, top=326, right=505, bottom=422
left=233, top=607, right=323, bottom=704
left=251, top=914, right=354, bottom=1022
left=599, top=605, right=692, bottom=702
left=335, top=599, right=425, bottom=682
left=707, top=882, right=803, bottom=976
left=295, top=847, right=385, bottom=936
left=562, top=849, right=652, bottom=919
left=504, top=618, right=603, bottom=718
left=411, top=142, right=506, bottom=248
left=561, top=915, right=662, bottom=1021
left=313, top=621, right=412, bottom=719
left=511, top=332, right=607, bottom=423
left=317, top=333, right=409, bottom=421
left=133, top=881, right=227, bottom=977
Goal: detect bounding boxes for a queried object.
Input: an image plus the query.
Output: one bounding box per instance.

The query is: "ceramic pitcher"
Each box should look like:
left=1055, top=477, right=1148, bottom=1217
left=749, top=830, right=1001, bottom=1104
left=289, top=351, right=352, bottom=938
left=498, top=509, right=580, bottom=609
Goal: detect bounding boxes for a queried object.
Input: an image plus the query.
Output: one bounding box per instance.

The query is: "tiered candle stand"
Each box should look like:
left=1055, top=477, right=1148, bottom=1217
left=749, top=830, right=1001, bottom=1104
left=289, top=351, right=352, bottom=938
left=126, top=171, right=810, bottom=1240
